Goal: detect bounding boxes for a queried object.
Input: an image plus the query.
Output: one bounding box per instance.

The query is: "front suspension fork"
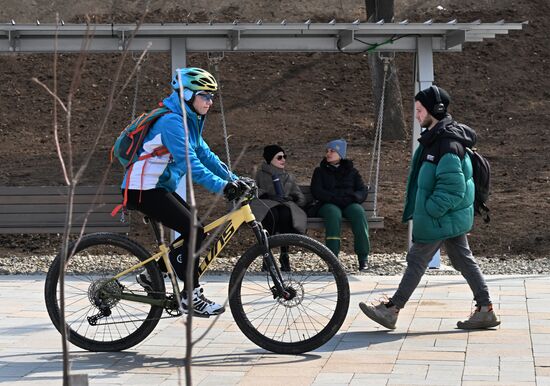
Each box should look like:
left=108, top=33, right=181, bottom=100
left=249, top=221, right=291, bottom=299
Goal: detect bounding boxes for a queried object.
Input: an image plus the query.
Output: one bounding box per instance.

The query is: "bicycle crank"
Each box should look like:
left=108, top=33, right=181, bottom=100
left=164, top=294, right=182, bottom=316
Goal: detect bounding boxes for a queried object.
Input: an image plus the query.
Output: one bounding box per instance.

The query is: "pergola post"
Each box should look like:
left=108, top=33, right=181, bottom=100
left=408, top=37, right=441, bottom=268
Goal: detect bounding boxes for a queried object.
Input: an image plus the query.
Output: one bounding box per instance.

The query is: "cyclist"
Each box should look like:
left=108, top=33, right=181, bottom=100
left=122, top=67, right=245, bottom=317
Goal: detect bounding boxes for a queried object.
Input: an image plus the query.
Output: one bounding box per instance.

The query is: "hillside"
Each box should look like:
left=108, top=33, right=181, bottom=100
left=0, top=0, right=548, bottom=260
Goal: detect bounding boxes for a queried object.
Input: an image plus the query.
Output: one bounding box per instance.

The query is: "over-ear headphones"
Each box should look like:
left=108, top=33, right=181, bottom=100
left=431, top=85, right=446, bottom=115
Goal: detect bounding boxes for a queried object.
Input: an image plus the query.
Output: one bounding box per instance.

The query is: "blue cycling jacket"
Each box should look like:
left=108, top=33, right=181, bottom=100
left=122, top=91, right=237, bottom=193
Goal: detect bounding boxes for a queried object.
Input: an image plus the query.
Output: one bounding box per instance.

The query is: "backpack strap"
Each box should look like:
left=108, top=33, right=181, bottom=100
left=137, top=145, right=170, bottom=161
left=111, top=147, right=171, bottom=217
left=111, top=162, right=135, bottom=217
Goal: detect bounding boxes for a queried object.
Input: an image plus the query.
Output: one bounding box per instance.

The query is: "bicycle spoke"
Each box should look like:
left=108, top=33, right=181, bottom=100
left=229, top=234, right=349, bottom=354
left=45, top=233, right=166, bottom=351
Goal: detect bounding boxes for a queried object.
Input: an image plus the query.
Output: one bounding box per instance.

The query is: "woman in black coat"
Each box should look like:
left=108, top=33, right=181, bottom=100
left=250, top=145, right=307, bottom=270
left=310, top=139, right=370, bottom=271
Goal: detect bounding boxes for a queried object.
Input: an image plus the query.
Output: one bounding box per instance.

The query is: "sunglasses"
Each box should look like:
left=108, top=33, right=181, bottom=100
left=197, top=92, right=215, bottom=101
left=276, top=154, right=287, bottom=161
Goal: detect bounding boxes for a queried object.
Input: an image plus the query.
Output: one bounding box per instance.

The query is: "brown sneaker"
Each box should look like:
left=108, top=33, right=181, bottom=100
left=457, top=305, right=500, bottom=329
left=359, top=301, right=399, bottom=329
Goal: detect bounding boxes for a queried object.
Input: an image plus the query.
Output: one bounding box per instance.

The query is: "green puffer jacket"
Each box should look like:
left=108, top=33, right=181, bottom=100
left=402, top=116, right=476, bottom=243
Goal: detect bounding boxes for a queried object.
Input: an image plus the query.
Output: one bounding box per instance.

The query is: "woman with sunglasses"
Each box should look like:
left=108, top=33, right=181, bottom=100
left=250, top=145, right=307, bottom=271
left=310, top=139, right=370, bottom=272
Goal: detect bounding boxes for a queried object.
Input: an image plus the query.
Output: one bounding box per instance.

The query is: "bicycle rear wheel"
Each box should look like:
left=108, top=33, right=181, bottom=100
left=229, top=234, right=350, bottom=354
left=44, top=232, right=165, bottom=352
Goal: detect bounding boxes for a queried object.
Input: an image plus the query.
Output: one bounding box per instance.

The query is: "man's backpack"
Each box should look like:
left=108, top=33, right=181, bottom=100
left=111, top=106, right=171, bottom=169
left=466, top=147, right=491, bottom=223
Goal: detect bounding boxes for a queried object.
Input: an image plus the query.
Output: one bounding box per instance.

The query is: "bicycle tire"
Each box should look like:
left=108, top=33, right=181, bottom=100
left=229, top=234, right=350, bottom=354
left=44, top=232, right=165, bottom=352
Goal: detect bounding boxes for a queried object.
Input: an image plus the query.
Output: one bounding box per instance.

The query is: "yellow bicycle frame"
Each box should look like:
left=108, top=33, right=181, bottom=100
left=112, top=202, right=257, bottom=283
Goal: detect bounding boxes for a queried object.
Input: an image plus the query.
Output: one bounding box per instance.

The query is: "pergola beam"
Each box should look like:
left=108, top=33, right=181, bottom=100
left=0, top=21, right=526, bottom=54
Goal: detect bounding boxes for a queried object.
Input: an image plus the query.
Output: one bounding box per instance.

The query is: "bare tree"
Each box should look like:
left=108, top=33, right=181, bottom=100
left=35, top=9, right=252, bottom=385
left=32, top=11, right=165, bottom=386
left=366, top=0, right=406, bottom=140
left=176, top=66, right=251, bottom=384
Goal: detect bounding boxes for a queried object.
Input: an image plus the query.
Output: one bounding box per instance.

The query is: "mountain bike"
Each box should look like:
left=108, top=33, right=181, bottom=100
left=44, top=180, right=350, bottom=355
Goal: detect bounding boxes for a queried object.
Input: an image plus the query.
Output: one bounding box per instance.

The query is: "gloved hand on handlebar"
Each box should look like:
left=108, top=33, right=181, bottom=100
left=239, top=177, right=256, bottom=187
left=223, top=181, right=240, bottom=201
left=223, top=179, right=253, bottom=201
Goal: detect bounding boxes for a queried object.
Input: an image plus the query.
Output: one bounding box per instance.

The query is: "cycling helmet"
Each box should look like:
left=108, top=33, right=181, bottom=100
left=171, top=67, right=218, bottom=92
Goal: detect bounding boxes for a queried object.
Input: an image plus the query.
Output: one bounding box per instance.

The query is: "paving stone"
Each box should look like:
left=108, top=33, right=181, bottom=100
left=397, top=350, right=465, bottom=362
left=239, top=375, right=315, bottom=385
left=312, top=372, right=354, bottom=384
left=462, top=374, right=498, bottom=382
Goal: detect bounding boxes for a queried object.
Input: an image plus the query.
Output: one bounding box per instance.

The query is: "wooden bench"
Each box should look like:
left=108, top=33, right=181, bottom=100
left=0, top=185, right=129, bottom=234
left=300, top=185, right=384, bottom=230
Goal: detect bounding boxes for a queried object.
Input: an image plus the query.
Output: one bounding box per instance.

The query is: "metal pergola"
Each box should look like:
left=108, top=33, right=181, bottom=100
left=0, top=21, right=526, bottom=264
left=0, top=20, right=527, bottom=137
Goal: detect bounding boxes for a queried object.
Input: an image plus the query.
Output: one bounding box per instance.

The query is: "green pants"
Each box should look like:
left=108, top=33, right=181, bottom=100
left=317, top=203, right=370, bottom=262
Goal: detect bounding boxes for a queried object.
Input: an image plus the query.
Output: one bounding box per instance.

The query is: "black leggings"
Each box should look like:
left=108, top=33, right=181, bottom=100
left=125, top=188, right=204, bottom=289
left=261, top=204, right=295, bottom=235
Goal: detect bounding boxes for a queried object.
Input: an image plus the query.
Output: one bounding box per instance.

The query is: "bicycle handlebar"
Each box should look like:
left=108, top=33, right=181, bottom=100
left=235, top=177, right=258, bottom=202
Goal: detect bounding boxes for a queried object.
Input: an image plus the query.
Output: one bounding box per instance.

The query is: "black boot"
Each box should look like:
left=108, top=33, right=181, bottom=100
left=279, top=246, right=290, bottom=272
left=279, top=254, right=290, bottom=272
left=359, top=259, right=368, bottom=272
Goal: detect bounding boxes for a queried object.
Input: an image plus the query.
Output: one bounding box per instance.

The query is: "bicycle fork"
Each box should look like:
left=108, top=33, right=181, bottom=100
left=250, top=221, right=293, bottom=300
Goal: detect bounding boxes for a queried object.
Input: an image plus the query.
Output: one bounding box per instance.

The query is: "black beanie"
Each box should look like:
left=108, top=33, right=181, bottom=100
left=263, top=144, right=285, bottom=163
left=415, top=85, right=451, bottom=120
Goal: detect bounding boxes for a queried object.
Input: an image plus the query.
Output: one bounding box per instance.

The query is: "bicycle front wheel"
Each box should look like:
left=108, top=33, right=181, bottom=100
left=44, top=232, right=165, bottom=352
left=229, top=234, right=350, bottom=354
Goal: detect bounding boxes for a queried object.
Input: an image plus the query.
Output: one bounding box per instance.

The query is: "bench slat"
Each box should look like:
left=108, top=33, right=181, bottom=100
left=0, top=204, right=116, bottom=214
left=0, top=185, right=128, bottom=234
left=0, top=225, right=128, bottom=234
left=0, top=195, right=121, bottom=205
left=2, top=212, right=121, bottom=224
left=0, top=186, right=121, bottom=195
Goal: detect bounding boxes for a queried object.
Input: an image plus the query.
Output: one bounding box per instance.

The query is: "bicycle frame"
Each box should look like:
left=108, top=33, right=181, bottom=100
left=106, top=201, right=288, bottom=307
left=181, top=201, right=257, bottom=276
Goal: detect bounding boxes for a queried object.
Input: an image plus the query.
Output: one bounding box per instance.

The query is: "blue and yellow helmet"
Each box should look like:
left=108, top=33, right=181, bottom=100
left=171, top=67, right=218, bottom=92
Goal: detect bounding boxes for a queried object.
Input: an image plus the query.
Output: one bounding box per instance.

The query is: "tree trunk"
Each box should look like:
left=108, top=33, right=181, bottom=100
left=366, top=0, right=406, bottom=140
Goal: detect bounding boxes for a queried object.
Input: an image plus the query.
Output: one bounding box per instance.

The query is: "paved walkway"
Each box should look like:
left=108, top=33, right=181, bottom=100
left=1, top=274, right=549, bottom=385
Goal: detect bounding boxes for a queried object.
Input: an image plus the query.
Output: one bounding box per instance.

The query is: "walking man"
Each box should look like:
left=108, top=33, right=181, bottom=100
left=359, top=85, right=500, bottom=330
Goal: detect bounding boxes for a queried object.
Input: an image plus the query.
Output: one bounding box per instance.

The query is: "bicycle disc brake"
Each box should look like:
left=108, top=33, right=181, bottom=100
left=270, top=280, right=304, bottom=308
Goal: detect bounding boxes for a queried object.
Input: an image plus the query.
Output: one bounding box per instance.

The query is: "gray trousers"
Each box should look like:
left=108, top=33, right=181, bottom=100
left=391, top=233, right=491, bottom=309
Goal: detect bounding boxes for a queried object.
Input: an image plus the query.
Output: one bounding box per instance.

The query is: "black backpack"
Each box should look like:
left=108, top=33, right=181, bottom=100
left=465, top=147, right=491, bottom=223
